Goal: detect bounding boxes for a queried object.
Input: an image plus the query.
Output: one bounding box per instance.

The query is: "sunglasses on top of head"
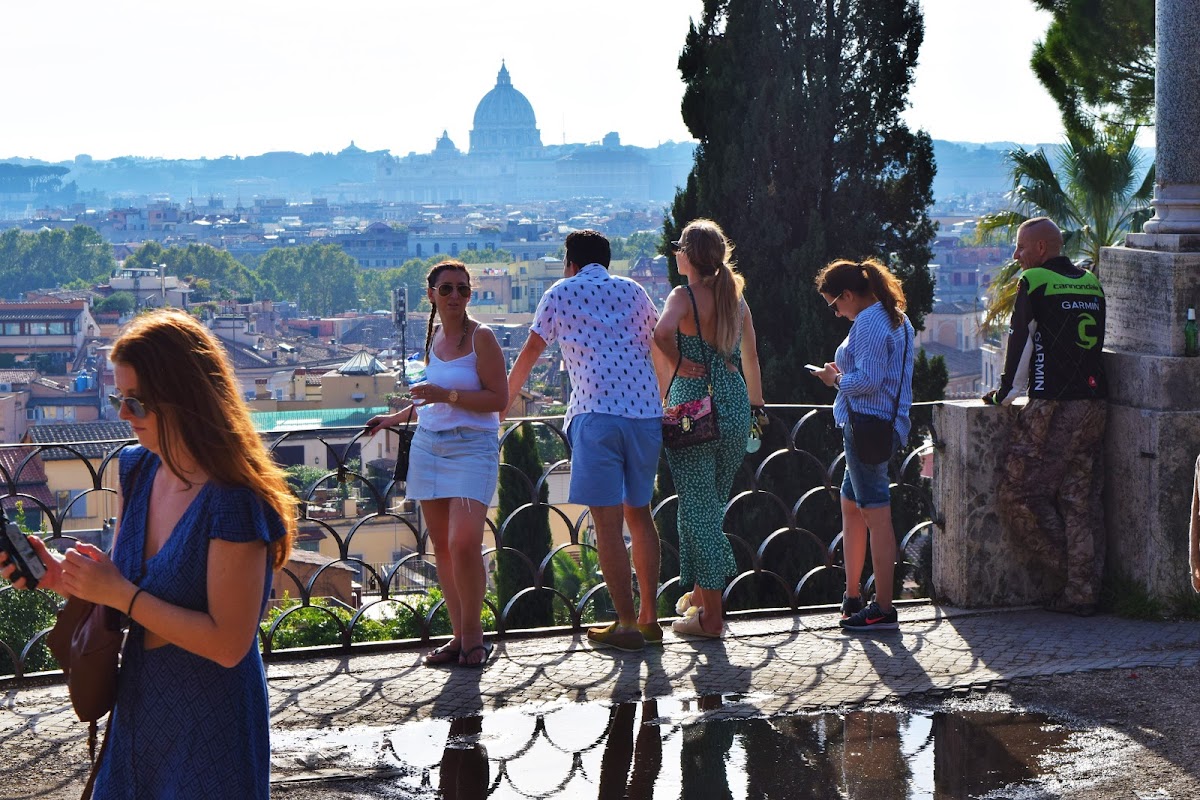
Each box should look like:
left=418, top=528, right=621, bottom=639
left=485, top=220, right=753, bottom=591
left=434, top=283, right=471, bottom=297
left=108, top=393, right=149, bottom=419
left=669, top=241, right=684, bottom=253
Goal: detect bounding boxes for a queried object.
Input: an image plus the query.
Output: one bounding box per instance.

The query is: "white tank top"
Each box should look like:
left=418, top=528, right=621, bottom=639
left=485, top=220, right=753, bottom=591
left=416, top=326, right=500, bottom=432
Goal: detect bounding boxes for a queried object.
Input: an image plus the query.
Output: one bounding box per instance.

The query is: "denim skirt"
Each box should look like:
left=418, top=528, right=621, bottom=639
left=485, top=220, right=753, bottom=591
left=405, top=425, right=500, bottom=506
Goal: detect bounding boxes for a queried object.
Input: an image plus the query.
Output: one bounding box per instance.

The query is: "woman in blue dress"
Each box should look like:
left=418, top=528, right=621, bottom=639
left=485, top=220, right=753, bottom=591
left=4, top=309, right=296, bottom=798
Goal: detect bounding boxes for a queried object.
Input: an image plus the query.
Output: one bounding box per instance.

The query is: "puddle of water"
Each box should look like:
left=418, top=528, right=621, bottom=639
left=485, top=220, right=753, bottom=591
left=272, top=696, right=1073, bottom=799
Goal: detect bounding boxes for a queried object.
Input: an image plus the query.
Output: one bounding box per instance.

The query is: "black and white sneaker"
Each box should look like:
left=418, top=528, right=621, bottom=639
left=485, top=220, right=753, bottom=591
left=840, top=593, right=864, bottom=620
left=840, top=600, right=899, bottom=631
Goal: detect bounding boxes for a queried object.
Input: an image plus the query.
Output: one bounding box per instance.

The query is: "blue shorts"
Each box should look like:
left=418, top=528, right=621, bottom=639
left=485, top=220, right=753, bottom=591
left=406, top=426, right=500, bottom=506
left=840, top=424, right=899, bottom=509
left=566, top=413, right=662, bottom=507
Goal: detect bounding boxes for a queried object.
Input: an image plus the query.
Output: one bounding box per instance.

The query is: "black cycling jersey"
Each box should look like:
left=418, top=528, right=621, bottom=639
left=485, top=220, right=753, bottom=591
left=993, top=255, right=1106, bottom=404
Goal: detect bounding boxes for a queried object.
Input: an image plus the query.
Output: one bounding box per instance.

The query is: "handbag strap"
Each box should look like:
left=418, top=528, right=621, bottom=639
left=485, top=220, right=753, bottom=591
left=81, top=714, right=113, bottom=800
left=892, top=318, right=910, bottom=425
left=663, top=286, right=715, bottom=405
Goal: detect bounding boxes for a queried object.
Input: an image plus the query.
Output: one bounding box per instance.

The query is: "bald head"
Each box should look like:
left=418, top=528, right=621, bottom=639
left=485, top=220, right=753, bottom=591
left=1014, top=217, right=1063, bottom=269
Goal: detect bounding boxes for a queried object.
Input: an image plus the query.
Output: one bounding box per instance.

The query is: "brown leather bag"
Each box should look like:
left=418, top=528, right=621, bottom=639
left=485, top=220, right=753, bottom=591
left=45, top=596, right=124, bottom=723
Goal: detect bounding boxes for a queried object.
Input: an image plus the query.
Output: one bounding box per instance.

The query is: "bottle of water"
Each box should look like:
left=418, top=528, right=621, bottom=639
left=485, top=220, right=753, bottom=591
left=404, top=356, right=428, bottom=403
left=1186, top=307, right=1198, bottom=357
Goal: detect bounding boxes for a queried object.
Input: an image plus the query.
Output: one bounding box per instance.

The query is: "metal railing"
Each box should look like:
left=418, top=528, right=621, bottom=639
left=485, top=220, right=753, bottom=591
left=0, top=403, right=937, bottom=679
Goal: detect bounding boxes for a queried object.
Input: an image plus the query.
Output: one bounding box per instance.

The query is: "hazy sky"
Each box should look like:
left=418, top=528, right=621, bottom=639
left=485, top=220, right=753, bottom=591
left=4, top=0, right=1110, bottom=163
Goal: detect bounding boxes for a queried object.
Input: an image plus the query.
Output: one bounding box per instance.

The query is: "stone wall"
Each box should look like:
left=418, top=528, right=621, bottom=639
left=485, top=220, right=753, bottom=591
left=934, top=383, right=1199, bottom=607
left=933, top=400, right=1047, bottom=607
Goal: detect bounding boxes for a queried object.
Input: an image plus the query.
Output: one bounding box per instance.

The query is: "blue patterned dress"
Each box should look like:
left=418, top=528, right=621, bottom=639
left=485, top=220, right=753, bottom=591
left=93, top=446, right=285, bottom=799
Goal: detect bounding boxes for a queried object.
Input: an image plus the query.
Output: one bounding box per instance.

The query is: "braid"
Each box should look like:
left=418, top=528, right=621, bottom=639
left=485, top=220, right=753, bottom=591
left=424, top=307, right=437, bottom=363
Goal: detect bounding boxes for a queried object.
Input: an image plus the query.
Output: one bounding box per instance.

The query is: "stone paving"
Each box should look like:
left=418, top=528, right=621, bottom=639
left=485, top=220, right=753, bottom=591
left=4, top=603, right=1200, bottom=793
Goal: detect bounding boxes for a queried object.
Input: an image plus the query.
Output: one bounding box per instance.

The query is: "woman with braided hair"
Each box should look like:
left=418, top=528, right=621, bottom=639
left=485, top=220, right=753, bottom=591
left=366, top=261, right=508, bottom=666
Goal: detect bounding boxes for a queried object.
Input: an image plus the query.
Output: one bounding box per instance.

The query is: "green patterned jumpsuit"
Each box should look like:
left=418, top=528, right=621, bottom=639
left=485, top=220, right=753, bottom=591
left=665, top=326, right=750, bottom=591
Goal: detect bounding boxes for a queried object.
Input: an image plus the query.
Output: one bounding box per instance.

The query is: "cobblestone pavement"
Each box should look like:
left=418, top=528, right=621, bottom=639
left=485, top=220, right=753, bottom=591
left=4, top=604, right=1200, bottom=796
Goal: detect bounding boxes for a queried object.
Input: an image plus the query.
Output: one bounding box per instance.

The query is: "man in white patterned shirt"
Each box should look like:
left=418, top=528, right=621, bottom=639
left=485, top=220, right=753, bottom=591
left=506, top=230, right=663, bottom=652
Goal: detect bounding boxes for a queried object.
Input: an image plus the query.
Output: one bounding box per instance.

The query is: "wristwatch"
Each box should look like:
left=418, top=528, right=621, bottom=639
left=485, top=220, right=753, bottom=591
left=447, top=389, right=459, bottom=404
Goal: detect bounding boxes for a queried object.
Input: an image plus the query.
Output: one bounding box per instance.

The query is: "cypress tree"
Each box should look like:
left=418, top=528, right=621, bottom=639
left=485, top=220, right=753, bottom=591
left=667, top=0, right=936, bottom=404
left=495, top=423, right=555, bottom=628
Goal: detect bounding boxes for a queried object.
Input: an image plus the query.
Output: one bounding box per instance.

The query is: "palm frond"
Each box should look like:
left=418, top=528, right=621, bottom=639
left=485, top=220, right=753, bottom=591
left=981, top=258, right=1023, bottom=331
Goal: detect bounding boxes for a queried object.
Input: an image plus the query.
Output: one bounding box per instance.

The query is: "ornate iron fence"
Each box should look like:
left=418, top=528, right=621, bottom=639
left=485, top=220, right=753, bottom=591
left=0, top=403, right=937, bottom=680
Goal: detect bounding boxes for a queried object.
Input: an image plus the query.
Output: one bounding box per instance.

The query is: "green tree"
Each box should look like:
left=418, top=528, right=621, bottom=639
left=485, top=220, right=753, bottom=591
left=357, top=259, right=432, bottom=315
left=95, top=291, right=136, bottom=315
left=121, top=240, right=167, bottom=273
left=255, top=244, right=360, bottom=316
left=0, top=588, right=59, bottom=676
left=283, top=464, right=327, bottom=499
left=494, top=423, right=555, bottom=627
left=669, top=0, right=936, bottom=404
left=911, top=349, right=948, bottom=403
left=0, top=225, right=114, bottom=298
left=1029, top=0, right=1154, bottom=140
left=0, top=507, right=59, bottom=676
left=978, top=128, right=1153, bottom=328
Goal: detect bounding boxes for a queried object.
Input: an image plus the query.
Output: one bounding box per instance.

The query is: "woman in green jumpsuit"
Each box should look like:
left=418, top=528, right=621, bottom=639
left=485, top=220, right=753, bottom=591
left=654, top=219, right=765, bottom=638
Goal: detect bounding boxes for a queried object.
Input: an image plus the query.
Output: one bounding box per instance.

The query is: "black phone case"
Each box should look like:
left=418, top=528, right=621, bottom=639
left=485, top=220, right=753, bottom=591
left=0, top=516, right=45, bottom=589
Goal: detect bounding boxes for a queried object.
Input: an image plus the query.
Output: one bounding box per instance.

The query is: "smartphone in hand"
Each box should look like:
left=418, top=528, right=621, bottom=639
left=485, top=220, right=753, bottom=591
left=0, top=510, right=46, bottom=589
left=804, top=364, right=822, bottom=372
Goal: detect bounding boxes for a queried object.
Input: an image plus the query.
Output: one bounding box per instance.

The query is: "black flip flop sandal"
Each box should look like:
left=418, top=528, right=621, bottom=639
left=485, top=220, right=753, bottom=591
left=458, top=643, right=493, bottom=668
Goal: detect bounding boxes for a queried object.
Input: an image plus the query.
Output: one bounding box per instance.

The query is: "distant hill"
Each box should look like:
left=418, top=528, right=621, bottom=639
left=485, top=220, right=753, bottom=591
left=0, top=140, right=1156, bottom=210
left=931, top=140, right=1155, bottom=200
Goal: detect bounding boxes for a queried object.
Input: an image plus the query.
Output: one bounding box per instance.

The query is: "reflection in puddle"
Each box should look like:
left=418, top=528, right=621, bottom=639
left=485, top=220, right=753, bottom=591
left=277, top=697, right=1072, bottom=799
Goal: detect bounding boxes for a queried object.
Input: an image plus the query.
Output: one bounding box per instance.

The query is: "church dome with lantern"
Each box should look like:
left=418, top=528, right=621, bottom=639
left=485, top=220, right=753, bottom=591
left=469, top=62, right=542, bottom=157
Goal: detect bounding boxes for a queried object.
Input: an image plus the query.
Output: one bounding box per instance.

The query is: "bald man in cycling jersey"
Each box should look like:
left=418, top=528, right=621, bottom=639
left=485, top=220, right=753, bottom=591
left=983, top=217, right=1107, bottom=617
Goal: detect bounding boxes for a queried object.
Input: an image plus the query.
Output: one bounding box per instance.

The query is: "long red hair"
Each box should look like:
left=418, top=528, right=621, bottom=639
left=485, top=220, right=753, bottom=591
left=110, top=310, right=296, bottom=568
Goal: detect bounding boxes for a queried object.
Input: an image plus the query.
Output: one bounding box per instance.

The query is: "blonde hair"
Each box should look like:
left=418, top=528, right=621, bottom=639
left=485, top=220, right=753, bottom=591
left=677, top=219, right=745, bottom=355
left=815, top=257, right=907, bottom=328
left=110, top=310, right=297, bottom=568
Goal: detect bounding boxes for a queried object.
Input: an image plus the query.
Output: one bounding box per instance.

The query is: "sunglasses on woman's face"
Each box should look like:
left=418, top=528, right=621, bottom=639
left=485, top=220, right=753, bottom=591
left=434, top=283, right=471, bottom=297
left=108, top=392, right=149, bottom=419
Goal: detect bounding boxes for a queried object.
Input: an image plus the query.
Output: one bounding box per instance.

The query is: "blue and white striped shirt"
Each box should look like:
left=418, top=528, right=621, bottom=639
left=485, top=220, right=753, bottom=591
left=833, top=302, right=915, bottom=441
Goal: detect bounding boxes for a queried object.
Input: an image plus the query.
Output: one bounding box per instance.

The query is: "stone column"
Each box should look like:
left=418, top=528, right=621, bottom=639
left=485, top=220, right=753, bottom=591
left=1099, top=0, right=1200, bottom=600
left=1142, top=0, right=1200, bottom=235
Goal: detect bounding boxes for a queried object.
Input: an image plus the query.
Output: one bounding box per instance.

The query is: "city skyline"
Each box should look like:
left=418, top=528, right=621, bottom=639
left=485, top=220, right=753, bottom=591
left=4, top=0, right=1148, bottom=163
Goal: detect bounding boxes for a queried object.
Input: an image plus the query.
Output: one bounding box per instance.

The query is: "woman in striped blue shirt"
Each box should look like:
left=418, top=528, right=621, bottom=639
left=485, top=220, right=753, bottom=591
left=812, top=259, right=914, bottom=632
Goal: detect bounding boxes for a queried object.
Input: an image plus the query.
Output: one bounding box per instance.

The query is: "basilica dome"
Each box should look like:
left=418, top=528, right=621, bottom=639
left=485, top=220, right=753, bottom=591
left=470, top=62, right=542, bottom=156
